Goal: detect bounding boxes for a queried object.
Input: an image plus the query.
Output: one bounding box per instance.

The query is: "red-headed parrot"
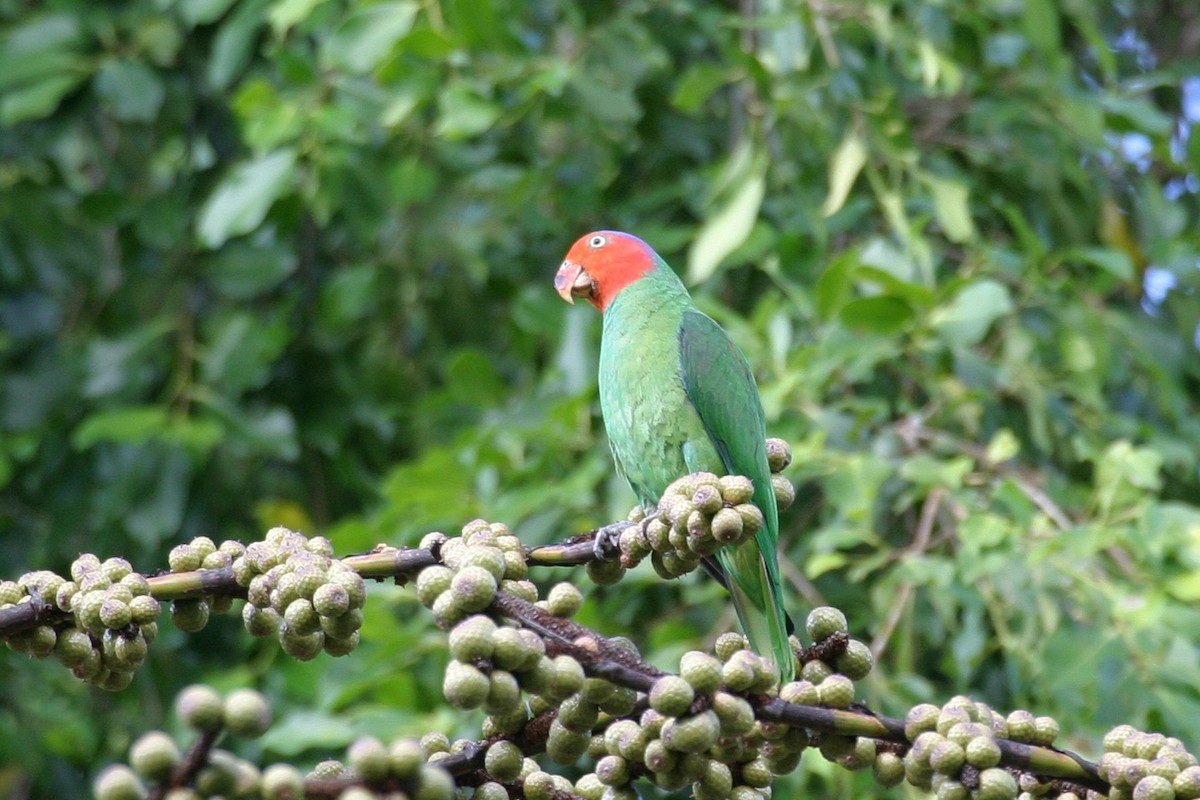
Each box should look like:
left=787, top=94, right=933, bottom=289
left=555, top=230, right=793, bottom=681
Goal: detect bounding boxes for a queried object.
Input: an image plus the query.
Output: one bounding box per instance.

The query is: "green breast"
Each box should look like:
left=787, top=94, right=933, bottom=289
left=598, top=268, right=722, bottom=507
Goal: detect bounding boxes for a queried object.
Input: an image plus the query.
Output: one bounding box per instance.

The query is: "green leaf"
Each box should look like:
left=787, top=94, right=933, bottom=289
left=0, top=73, right=86, bottom=125
left=926, top=175, right=975, bottom=243
left=322, top=1, right=419, bottom=74
left=687, top=150, right=767, bottom=284
left=72, top=407, right=170, bottom=449
left=268, top=0, right=325, bottom=36
left=838, top=296, right=914, bottom=334
left=197, top=149, right=297, bottom=248
left=94, top=59, right=164, bottom=122
left=1065, top=246, right=1134, bottom=281
left=434, top=83, right=501, bottom=139
left=930, top=279, right=1014, bottom=346
left=207, top=0, right=270, bottom=91
left=821, top=131, right=867, bottom=217
left=671, top=63, right=730, bottom=114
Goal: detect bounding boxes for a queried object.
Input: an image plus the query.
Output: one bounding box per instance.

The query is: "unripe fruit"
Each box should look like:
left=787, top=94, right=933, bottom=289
left=650, top=676, right=696, bottom=717
left=485, top=740, right=523, bottom=782
left=734, top=504, right=764, bottom=536
left=596, top=754, right=631, bottom=786
left=709, top=507, right=745, bottom=544
left=714, top=631, right=747, bottom=661
left=279, top=626, right=323, bottom=660
left=766, top=438, right=792, bottom=472
left=460, top=546, right=507, bottom=580
left=800, top=659, right=833, bottom=684
left=388, top=738, right=424, bottom=779
left=129, top=731, right=182, bottom=781
left=836, top=639, right=874, bottom=680
left=780, top=679, right=820, bottom=706
left=1175, top=766, right=1200, bottom=799
left=558, top=694, right=600, bottom=733
left=966, top=736, right=1002, bottom=768
left=243, top=604, right=281, bottom=637
left=260, top=763, right=304, bottom=799
left=170, top=598, right=210, bottom=633
left=930, top=739, right=966, bottom=774
left=546, top=719, right=590, bottom=765
left=1135, top=775, right=1176, bottom=800
left=874, top=751, right=906, bottom=786
left=1032, top=716, right=1059, bottom=746
left=93, top=764, right=147, bottom=800
left=977, top=767, right=1019, bottom=800
left=771, top=474, right=796, bottom=511
left=283, top=598, right=320, bottom=635
left=1006, top=710, right=1037, bottom=742
left=906, top=703, right=941, bottom=740
left=100, top=598, right=132, bottom=630
left=679, top=651, right=723, bottom=695
left=176, top=684, right=224, bottom=732
left=443, top=661, right=490, bottom=709
left=348, top=736, right=390, bottom=782
left=484, top=670, right=522, bottom=715
left=128, top=595, right=161, bottom=624
left=817, top=674, right=855, bottom=708
left=805, top=606, right=848, bottom=642
left=661, top=710, right=720, bottom=754
left=168, top=545, right=203, bottom=573
left=448, top=615, right=497, bottom=662
left=312, top=583, right=350, bottom=618
left=416, top=566, right=454, bottom=607
left=223, top=689, right=272, bottom=738
left=586, top=558, right=625, bottom=586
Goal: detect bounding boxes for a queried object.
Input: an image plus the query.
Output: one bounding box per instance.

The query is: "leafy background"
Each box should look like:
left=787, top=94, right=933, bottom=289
left=1, top=0, right=1199, bottom=796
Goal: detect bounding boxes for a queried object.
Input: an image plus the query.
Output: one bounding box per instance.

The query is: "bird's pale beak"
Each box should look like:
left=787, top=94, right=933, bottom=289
left=554, top=260, right=594, bottom=304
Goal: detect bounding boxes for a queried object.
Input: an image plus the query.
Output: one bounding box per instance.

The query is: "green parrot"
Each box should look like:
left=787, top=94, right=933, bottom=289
left=554, top=230, right=794, bottom=681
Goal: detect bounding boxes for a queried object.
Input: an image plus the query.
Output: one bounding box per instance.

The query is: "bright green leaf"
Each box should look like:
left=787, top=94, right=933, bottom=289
left=687, top=153, right=766, bottom=283
left=197, top=149, right=297, bottom=248
left=821, top=131, right=867, bottom=218
left=930, top=279, right=1014, bottom=346
left=322, top=1, right=419, bottom=74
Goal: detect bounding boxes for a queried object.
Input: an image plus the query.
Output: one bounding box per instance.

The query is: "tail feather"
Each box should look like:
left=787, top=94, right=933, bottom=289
left=717, top=539, right=795, bottom=683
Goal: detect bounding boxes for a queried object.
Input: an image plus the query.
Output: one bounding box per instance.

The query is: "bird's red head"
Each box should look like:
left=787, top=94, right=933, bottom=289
left=554, top=231, right=657, bottom=312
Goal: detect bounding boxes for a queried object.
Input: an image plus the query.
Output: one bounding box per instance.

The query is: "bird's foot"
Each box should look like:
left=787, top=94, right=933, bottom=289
left=592, top=520, right=633, bottom=561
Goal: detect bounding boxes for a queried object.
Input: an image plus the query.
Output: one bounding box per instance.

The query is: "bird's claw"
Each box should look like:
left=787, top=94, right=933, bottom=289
left=592, top=520, right=633, bottom=561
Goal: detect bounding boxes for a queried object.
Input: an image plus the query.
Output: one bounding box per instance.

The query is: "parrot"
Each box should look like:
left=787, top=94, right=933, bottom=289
left=554, top=230, right=794, bottom=682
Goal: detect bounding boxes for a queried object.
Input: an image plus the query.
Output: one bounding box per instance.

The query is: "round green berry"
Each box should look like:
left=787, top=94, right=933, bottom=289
left=977, top=768, right=1019, bottom=800
left=260, top=763, right=303, bottom=800
left=544, top=582, right=583, bottom=618
left=661, top=710, right=720, bottom=754
left=484, top=740, right=523, bottom=782
left=1134, top=775, right=1175, bottom=800
left=650, top=675, right=696, bottom=717
left=176, top=684, right=224, bottom=732
left=448, top=614, right=497, bottom=662
left=451, top=566, right=498, bottom=611
left=348, top=736, right=390, bottom=782
left=766, top=438, right=792, bottom=473
left=835, top=639, right=874, bottom=680
left=966, top=735, right=1002, bottom=769
left=93, top=764, right=147, bottom=800
left=1175, top=766, right=1200, bottom=799
left=679, top=651, right=723, bottom=695
left=817, top=674, right=855, bottom=708
left=874, top=751, right=906, bottom=786
left=170, top=598, right=210, bottom=633
left=443, top=661, right=490, bottom=710
left=223, top=689, right=272, bottom=738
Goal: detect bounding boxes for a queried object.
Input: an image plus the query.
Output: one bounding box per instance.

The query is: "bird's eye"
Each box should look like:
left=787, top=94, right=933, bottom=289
left=587, top=234, right=607, bottom=249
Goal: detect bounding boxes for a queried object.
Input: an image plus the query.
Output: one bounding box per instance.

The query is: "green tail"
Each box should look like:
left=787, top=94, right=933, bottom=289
left=718, top=538, right=795, bottom=683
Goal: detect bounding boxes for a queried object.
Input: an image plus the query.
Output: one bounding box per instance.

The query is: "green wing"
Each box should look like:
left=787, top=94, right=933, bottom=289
left=678, top=308, right=793, bottom=681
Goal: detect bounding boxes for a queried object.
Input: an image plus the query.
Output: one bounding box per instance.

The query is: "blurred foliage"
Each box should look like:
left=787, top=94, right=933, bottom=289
left=1, top=0, right=1199, bottom=796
